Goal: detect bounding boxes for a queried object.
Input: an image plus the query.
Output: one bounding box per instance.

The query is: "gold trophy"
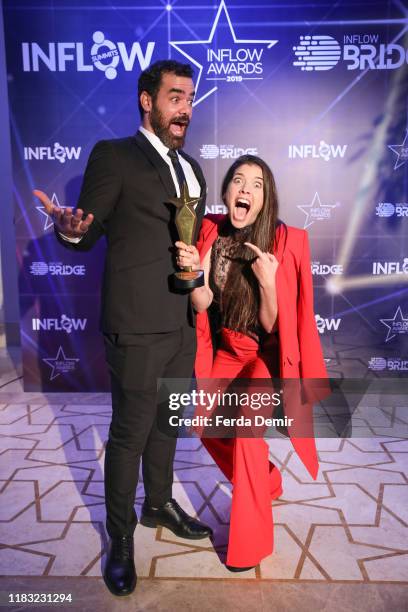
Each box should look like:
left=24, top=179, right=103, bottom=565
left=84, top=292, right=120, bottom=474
left=169, top=183, right=204, bottom=289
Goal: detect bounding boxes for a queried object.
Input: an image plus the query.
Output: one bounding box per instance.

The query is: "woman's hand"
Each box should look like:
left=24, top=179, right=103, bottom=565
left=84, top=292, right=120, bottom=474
left=175, top=241, right=201, bottom=271
left=244, top=242, right=279, bottom=289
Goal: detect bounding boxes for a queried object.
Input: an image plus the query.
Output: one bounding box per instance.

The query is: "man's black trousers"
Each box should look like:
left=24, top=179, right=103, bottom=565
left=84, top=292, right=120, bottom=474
left=103, top=325, right=196, bottom=537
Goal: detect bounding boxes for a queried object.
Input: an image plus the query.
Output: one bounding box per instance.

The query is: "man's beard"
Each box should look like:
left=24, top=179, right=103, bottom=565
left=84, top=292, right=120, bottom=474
left=150, top=104, right=189, bottom=150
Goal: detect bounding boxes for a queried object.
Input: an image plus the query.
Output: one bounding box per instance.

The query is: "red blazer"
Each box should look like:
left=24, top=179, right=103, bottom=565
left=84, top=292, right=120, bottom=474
left=194, top=215, right=328, bottom=479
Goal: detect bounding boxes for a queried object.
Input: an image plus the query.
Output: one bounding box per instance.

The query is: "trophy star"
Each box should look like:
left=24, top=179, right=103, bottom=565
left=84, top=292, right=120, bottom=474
left=168, top=182, right=201, bottom=210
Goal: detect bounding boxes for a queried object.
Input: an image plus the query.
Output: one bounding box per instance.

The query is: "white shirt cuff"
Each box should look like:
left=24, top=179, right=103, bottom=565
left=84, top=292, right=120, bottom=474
left=59, top=232, right=83, bottom=244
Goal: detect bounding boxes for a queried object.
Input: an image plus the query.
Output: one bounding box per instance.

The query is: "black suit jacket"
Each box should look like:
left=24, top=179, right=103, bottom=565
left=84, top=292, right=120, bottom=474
left=56, top=131, right=207, bottom=333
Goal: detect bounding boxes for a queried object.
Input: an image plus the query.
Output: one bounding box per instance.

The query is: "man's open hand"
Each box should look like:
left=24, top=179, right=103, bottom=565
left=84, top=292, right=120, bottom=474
left=33, top=189, right=94, bottom=238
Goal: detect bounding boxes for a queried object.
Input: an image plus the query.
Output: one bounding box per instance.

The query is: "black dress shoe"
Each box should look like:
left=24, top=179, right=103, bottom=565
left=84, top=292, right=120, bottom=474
left=225, top=565, right=256, bottom=572
left=103, top=535, right=137, bottom=596
left=140, top=498, right=213, bottom=540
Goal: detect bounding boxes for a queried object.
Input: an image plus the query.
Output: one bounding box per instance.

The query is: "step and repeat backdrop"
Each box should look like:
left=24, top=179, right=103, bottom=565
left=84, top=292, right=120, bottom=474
left=3, top=0, right=408, bottom=391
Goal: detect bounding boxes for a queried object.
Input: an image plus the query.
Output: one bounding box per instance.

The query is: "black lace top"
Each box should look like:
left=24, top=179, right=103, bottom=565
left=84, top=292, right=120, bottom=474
left=209, top=222, right=265, bottom=342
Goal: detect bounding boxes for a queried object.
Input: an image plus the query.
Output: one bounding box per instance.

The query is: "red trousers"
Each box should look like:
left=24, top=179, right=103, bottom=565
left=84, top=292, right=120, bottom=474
left=201, top=328, right=283, bottom=567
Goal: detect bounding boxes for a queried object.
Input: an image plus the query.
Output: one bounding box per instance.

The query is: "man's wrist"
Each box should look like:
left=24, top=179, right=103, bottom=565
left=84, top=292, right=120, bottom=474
left=59, top=230, right=84, bottom=244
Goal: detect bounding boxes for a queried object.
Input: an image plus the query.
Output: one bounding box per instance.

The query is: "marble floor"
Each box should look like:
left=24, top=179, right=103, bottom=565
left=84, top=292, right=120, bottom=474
left=0, top=348, right=407, bottom=611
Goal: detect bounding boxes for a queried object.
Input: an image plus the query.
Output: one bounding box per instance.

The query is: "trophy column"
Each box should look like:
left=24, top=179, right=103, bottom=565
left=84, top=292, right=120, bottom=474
left=168, top=182, right=204, bottom=290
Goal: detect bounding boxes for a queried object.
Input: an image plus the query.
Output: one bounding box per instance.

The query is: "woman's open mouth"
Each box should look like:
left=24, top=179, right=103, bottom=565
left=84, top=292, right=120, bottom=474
left=233, top=198, right=251, bottom=222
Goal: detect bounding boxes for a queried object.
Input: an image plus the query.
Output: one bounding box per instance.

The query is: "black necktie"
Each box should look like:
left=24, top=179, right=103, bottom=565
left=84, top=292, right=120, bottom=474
left=167, top=149, right=187, bottom=192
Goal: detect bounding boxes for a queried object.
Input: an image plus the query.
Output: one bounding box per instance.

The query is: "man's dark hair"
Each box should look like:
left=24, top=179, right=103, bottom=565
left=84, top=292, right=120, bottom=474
left=138, top=60, right=194, bottom=118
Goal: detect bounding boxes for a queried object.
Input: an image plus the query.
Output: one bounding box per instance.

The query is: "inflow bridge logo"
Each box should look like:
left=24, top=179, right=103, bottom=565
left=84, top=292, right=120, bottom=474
left=311, top=262, right=343, bottom=276
left=200, top=144, right=258, bottom=160
left=293, top=33, right=408, bottom=71
left=368, top=357, right=408, bottom=372
left=30, top=262, right=86, bottom=276
left=22, top=31, right=155, bottom=80
left=293, top=35, right=341, bottom=71
left=376, top=202, right=408, bottom=217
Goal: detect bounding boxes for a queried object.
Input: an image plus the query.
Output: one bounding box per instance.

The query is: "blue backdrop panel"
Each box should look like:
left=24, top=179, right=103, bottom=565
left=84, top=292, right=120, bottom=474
left=3, top=0, right=408, bottom=391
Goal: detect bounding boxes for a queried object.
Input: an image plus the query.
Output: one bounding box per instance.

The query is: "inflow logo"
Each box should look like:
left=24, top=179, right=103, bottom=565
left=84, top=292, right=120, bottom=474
left=42, top=346, right=80, bottom=380
left=30, top=262, right=86, bottom=276
left=388, top=132, right=408, bottom=170
left=311, top=262, right=343, bottom=276
left=200, top=144, right=258, bottom=160
left=24, top=142, right=81, bottom=163
left=169, top=0, right=278, bottom=105
left=205, top=204, right=227, bottom=215
left=372, top=258, right=408, bottom=276
left=32, top=315, right=87, bottom=334
left=22, top=31, right=155, bottom=80
left=297, top=192, right=340, bottom=229
left=36, top=193, right=66, bottom=231
left=315, top=314, right=341, bottom=334
left=293, top=33, right=408, bottom=71
left=289, top=140, right=348, bottom=161
left=368, top=357, right=408, bottom=372
left=379, top=306, right=408, bottom=342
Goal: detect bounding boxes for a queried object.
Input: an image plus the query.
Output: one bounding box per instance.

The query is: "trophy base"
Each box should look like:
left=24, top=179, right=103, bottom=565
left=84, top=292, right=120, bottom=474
left=174, top=269, right=204, bottom=289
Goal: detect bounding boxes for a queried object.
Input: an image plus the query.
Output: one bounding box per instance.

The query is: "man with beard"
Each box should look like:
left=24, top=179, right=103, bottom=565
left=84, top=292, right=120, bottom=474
left=33, top=60, right=211, bottom=597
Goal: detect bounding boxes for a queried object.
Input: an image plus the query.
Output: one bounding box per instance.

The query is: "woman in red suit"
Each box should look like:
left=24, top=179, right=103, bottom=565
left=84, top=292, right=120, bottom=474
left=176, top=155, right=327, bottom=571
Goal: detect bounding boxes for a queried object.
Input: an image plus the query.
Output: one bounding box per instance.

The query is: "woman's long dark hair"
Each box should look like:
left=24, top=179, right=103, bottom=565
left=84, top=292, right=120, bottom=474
left=220, top=155, right=279, bottom=334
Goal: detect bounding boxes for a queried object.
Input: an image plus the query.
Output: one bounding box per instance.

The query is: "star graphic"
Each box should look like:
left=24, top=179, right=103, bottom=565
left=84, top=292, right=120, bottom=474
left=42, top=346, right=79, bottom=381
left=380, top=306, right=408, bottom=342
left=169, top=0, right=278, bottom=105
left=36, top=193, right=66, bottom=231
left=388, top=131, right=408, bottom=170
left=297, top=192, right=339, bottom=229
